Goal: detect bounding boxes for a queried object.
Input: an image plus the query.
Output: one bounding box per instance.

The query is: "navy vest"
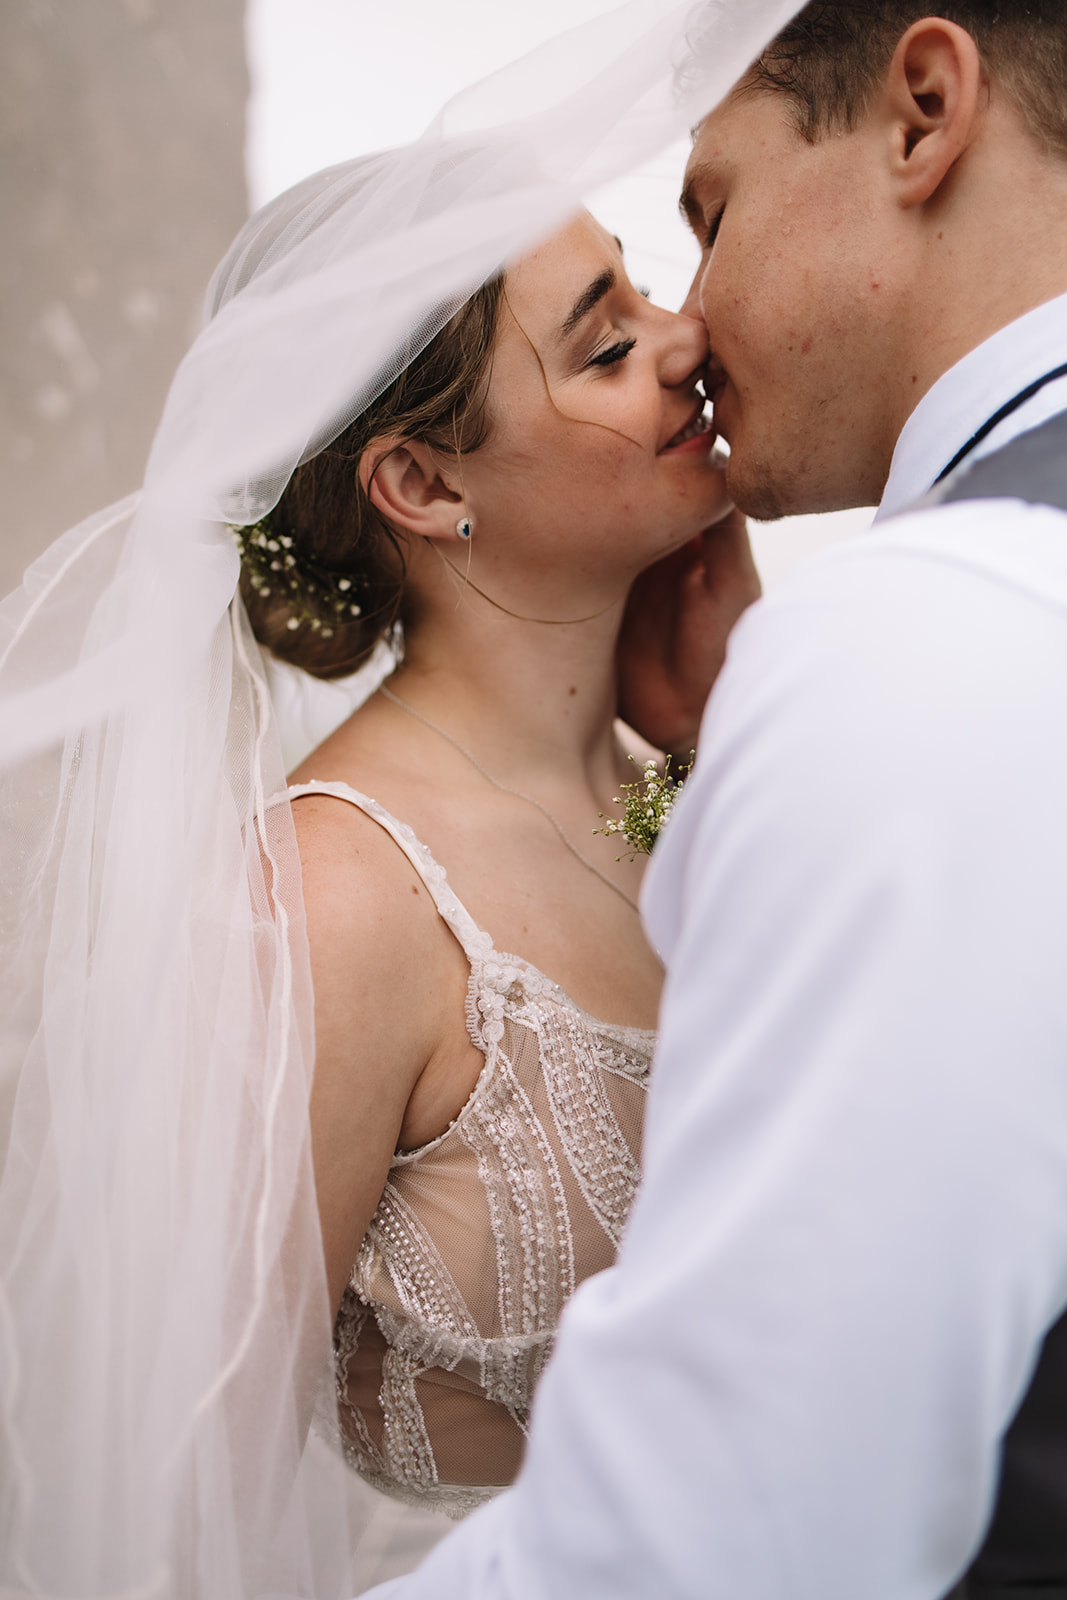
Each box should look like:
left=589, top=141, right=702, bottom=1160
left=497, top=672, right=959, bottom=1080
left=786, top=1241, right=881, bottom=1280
left=932, top=408, right=1067, bottom=1599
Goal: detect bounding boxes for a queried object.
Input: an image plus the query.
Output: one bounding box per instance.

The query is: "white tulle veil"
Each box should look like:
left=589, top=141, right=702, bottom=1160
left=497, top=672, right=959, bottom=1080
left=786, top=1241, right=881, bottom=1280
left=0, top=3, right=797, bottom=1594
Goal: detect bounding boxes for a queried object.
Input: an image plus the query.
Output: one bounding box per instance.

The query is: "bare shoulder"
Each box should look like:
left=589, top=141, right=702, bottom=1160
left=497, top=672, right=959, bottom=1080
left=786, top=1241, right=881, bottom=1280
left=289, top=789, right=452, bottom=1031
left=290, top=786, right=471, bottom=1312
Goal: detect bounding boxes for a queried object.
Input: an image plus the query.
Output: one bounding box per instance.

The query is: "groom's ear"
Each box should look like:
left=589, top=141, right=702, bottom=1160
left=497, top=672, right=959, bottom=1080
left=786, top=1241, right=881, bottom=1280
left=881, top=19, right=984, bottom=207
left=360, top=438, right=467, bottom=542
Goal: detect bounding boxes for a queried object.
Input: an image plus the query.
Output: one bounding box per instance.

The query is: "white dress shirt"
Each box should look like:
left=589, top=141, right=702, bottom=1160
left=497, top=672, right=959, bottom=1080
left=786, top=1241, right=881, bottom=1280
left=367, top=291, right=1067, bottom=1599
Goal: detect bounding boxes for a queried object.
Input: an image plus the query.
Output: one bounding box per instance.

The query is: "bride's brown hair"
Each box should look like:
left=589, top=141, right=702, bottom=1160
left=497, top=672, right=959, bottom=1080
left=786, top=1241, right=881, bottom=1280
left=241, top=276, right=504, bottom=680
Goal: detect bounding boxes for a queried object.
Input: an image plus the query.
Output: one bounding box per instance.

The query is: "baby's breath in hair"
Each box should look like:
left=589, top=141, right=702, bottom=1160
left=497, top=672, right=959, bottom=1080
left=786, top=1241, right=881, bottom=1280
left=232, top=514, right=365, bottom=637
left=238, top=278, right=504, bottom=682
left=594, top=753, right=694, bottom=860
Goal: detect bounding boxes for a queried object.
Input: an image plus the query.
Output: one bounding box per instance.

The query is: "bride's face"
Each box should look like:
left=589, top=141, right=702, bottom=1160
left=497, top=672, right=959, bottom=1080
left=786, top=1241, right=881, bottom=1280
left=458, top=214, right=730, bottom=590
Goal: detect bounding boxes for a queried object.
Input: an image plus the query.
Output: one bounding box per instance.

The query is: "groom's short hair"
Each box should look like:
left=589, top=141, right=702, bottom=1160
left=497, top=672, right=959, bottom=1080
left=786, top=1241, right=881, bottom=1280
left=753, top=3, right=1067, bottom=158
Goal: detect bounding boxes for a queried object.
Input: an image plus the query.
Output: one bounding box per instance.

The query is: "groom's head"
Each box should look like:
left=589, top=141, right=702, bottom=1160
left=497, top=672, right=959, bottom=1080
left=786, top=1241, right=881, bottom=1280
left=682, top=3, right=1067, bottom=519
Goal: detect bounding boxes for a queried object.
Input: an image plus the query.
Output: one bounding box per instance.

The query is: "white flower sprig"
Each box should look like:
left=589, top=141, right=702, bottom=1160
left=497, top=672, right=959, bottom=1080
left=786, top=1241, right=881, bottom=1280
left=231, top=515, right=366, bottom=636
left=594, top=752, right=693, bottom=860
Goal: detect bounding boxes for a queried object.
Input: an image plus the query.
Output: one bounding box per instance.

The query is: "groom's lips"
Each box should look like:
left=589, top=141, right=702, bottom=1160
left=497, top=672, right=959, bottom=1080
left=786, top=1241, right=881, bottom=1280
left=700, top=362, right=728, bottom=406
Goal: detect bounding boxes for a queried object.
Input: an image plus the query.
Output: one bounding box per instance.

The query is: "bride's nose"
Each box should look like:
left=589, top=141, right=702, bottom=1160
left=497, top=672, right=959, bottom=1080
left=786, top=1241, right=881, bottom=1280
left=656, top=305, right=709, bottom=389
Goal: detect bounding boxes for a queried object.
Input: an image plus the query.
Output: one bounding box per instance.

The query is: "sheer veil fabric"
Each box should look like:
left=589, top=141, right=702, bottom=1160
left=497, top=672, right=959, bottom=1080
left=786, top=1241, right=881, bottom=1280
left=0, top=3, right=796, bottom=1595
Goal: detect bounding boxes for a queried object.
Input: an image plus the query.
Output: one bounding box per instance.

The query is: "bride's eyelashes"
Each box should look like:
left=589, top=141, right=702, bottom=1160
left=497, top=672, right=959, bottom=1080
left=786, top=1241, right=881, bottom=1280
left=587, top=335, right=638, bottom=370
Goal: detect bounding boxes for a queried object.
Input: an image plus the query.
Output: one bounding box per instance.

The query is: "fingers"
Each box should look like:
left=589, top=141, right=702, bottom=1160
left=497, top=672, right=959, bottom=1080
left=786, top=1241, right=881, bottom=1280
left=699, top=513, right=762, bottom=602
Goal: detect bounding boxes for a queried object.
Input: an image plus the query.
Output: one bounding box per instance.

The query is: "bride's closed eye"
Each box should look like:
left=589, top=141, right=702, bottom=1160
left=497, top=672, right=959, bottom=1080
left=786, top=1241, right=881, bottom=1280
left=587, top=336, right=637, bottom=370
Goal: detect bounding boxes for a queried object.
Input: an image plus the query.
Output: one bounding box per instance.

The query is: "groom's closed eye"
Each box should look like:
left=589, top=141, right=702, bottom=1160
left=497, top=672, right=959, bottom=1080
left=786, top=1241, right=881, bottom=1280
left=701, top=209, right=724, bottom=250
left=679, top=165, right=724, bottom=249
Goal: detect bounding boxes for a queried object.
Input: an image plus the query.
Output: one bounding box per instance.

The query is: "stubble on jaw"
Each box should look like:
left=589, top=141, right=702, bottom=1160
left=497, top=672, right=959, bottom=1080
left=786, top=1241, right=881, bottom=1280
left=716, top=356, right=894, bottom=520
left=716, top=401, right=818, bottom=522
left=730, top=450, right=889, bottom=522
left=724, top=457, right=794, bottom=524
left=723, top=420, right=884, bottom=522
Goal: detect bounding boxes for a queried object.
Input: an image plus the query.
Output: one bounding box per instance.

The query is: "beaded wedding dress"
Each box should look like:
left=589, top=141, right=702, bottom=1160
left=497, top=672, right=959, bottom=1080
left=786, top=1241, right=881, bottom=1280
left=290, top=784, right=652, bottom=1514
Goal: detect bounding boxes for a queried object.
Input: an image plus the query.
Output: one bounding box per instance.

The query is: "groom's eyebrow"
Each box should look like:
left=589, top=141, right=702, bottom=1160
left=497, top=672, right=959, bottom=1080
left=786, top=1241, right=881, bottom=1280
left=561, top=268, right=616, bottom=336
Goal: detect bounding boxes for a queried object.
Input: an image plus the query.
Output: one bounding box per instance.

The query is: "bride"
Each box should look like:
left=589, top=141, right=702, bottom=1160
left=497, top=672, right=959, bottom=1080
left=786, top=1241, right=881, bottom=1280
left=242, top=203, right=744, bottom=1509
left=0, top=2, right=790, bottom=1593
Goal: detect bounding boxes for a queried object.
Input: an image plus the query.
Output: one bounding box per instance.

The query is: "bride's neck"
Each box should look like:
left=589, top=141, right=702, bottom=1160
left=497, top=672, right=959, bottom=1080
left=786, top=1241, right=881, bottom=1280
left=390, top=597, right=625, bottom=792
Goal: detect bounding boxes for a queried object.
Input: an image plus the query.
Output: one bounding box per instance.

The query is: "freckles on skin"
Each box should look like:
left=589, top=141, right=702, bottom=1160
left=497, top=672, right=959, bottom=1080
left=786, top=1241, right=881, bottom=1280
left=493, top=397, right=636, bottom=490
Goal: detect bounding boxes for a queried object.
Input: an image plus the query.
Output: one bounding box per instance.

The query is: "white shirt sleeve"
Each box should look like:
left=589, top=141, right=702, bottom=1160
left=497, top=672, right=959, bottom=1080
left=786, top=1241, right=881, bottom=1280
left=368, top=504, right=1067, bottom=1600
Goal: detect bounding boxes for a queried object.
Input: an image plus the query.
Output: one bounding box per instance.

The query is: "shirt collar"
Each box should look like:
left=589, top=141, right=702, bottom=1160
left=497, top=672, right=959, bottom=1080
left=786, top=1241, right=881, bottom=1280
left=877, top=290, right=1067, bottom=520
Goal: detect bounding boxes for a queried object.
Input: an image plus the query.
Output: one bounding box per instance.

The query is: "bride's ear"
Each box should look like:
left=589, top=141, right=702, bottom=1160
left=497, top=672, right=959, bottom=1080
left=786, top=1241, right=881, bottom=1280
left=360, top=439, right=470, bottom=543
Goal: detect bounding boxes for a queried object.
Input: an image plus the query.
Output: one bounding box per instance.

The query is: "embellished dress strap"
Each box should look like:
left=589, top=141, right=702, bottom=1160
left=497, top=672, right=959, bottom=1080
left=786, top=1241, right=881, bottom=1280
left=286, top=780, right=491, bottom=965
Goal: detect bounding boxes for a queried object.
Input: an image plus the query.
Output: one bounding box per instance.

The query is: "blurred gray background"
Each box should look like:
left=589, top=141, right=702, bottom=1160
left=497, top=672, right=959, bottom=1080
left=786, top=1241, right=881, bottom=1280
left=0, top=0, right=248, bottom=596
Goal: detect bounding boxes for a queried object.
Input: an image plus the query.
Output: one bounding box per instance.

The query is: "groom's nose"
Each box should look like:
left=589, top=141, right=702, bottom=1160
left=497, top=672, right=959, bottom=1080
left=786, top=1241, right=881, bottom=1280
left=678, top=258, right=728, bottom=397
left=680, top=258, right=707, bottom=326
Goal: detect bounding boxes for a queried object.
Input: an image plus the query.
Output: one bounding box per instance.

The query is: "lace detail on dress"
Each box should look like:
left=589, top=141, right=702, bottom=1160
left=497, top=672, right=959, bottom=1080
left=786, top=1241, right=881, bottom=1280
left=457, top=1053, right=575, bottom=1350
left=289, top=780, right=653, bottom=1517
left=536, top=1006, right=642, bottom=1246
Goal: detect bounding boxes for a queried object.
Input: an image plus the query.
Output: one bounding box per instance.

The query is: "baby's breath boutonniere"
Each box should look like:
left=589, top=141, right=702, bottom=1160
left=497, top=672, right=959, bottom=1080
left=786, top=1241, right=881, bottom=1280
left=594, top=752, right=694, bottom=861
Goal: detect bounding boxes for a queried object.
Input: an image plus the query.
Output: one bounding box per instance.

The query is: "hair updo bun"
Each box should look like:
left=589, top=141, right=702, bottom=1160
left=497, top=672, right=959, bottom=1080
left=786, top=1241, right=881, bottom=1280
left=240, top=276, right=504, bottom=680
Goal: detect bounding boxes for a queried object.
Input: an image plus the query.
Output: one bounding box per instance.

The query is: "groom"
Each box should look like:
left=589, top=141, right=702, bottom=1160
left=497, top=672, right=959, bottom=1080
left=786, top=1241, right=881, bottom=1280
left=371, top=6, right=1067, bottom=1595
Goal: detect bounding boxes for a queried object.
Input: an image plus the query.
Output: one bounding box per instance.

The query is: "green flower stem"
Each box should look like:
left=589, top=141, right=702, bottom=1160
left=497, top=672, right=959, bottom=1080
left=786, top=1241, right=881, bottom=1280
left=594, top=752, right=694, bottom=861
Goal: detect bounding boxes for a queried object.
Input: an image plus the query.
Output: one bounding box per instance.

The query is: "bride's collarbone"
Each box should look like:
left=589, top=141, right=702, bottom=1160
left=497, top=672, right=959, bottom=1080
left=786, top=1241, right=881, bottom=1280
left=419, top=832, right=662, bottom=1031
left=292, top=762, right=661, bottom=1030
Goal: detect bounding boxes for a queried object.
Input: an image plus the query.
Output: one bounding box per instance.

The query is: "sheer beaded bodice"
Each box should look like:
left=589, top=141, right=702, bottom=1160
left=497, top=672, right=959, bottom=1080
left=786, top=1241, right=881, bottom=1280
left=288, top=781, right=653, bottom=1517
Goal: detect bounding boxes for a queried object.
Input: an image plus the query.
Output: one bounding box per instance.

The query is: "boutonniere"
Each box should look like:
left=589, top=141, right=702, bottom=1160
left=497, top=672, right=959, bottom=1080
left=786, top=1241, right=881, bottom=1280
left=595, top=753, right=693, bottom=861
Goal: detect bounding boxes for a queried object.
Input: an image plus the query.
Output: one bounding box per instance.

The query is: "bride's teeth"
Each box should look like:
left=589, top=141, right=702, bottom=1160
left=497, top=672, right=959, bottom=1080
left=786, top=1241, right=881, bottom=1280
left=668, top=413, right=709, bottom=448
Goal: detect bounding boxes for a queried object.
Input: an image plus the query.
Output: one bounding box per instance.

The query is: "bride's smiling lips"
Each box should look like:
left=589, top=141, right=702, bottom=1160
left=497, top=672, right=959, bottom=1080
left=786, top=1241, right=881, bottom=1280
left=659, top=401, right=717, bottom=455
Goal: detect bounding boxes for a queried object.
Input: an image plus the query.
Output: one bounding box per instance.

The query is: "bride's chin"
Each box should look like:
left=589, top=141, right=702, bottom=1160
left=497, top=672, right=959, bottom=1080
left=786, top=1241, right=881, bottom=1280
left=642, top=522, right=716, bottom=565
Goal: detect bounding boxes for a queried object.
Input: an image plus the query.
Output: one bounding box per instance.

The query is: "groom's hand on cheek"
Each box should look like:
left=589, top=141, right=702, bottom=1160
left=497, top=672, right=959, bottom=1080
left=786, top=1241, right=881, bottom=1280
left=615, top=507, right=760, bottom=759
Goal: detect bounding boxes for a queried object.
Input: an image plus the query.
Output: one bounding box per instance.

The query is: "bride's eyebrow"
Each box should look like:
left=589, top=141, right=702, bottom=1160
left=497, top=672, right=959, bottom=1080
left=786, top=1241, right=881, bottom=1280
left=561, top=268, right=616, bottom=336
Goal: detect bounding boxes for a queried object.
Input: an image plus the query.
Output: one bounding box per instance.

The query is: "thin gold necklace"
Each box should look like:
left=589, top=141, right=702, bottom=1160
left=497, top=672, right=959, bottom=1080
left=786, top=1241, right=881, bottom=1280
left=432, top=545, right=621, bottom=626
left=379, top=685, right=640, bottom=913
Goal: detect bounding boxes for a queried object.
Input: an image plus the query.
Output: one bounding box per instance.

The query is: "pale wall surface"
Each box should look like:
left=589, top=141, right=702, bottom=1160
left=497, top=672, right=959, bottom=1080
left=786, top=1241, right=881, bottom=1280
left=0, top=0, right=249, bottom=597
left=750, top=505, right=876, bottom=589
